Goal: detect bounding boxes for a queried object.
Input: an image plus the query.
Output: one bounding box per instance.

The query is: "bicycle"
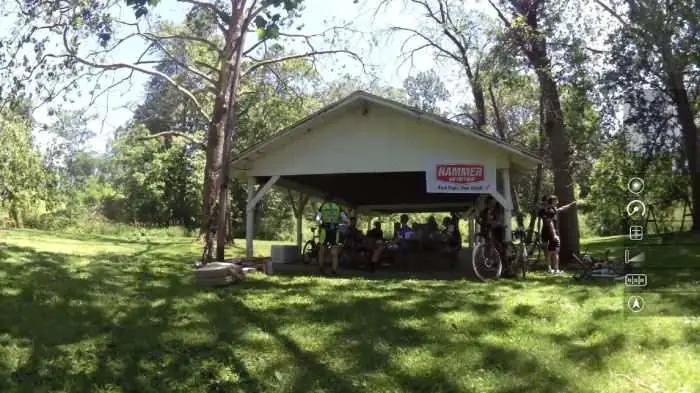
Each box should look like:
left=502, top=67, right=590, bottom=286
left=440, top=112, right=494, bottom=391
left=506, top=228, right=530, bottom=279
left=525, top=229, right=545, bottom=263
left=472, top=232, right=504, bottom=281
left=302, top=227, right=320, bottom=264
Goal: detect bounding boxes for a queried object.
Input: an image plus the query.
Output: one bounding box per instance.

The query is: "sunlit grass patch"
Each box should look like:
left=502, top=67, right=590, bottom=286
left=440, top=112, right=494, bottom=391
left=1, top=229, right=699, bottom=392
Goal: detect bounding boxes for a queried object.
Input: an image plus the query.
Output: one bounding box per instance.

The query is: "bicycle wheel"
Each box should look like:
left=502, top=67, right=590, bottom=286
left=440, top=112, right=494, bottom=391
left=472, top=242, right=503, bottom=281
left=302, top=240, right=317, bottom=264
left=526, top=231, right=542, bottom=263
left=516, top=243, right=529, bottom=279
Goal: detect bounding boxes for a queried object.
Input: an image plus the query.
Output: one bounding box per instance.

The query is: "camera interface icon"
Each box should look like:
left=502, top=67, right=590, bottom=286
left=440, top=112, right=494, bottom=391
left=629, top=226, right=644, bottom=241
left=626, top=200, right=646, bottom=218
left=627, top=178, right=644, bottom=194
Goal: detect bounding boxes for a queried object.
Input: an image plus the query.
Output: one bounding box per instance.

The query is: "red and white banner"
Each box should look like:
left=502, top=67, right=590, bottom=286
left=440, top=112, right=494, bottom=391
left=425, top=162, right=496, bottom=193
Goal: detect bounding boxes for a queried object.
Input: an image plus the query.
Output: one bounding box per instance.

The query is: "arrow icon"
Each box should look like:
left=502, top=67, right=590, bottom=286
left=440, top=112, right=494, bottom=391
left=627, top=295, right=645, bottom=313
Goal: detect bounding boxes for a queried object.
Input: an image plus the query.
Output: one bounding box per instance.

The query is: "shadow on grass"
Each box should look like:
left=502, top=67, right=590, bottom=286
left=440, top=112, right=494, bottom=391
left=0, top=239, right=661, bottom=393
left=13, top=230, right=196, bottom=247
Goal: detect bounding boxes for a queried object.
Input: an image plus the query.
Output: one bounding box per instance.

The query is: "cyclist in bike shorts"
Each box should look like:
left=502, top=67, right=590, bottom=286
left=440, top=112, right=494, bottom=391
left=537, top=195, right=549, bottom=260
left=478, top=196, right=503, bottom=247
left=315, top=196, right=349, bottom=275
left=542, top=195, right=577, bottom=274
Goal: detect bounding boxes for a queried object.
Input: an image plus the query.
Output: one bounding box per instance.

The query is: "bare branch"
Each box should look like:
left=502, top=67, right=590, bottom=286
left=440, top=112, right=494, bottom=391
left=141, top=32, right=223, bottom=55
left=241, top=49, right=365, bottom=80
left=548, top=41, right=609, bottom=55
left=593, top=0, right=657, bottom=43
left=137, top=131, right=206, bottom=149
left=139, top=33, right=217, bottom=86
left=51, top=27, right=212, bottom=123
left=486, top=0, right=513, bottom=27
left=389, top=26, right=463, bottom=64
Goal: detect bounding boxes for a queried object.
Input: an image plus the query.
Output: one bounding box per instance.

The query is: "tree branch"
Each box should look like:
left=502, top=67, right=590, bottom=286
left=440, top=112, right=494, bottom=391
left=178, top=0, right=231, bottom=28
left=137, top=131, right=206, bottom=149
left=390, top=26, right=463, bottom=64
left=139, top=33, right=217, bottom=86
left=240, top=49, right=365, bottom=80
left=52, top=27, right=212, bottom=123
left=140, top=32, right=223, bottom=56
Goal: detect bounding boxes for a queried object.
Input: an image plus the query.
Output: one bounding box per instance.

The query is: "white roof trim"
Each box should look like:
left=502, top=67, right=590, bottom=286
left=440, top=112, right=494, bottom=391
left=231, top=90, right=542, bottom=168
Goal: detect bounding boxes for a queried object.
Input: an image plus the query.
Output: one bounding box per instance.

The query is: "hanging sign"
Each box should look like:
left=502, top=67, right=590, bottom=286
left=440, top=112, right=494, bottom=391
left=425, top=162, right=496, bottom=193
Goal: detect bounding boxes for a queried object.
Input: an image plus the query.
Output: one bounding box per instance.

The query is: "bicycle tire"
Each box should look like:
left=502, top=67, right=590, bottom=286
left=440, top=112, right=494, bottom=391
left=517, top=243, right=528, bottom=279
left=472, top=242, right=503, bottom=281
left=302, top=240, right=317, bottom=264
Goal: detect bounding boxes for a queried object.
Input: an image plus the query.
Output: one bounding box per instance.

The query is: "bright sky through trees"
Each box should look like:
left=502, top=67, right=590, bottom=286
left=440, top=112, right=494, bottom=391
left=3, top=0, right=614, bottom=153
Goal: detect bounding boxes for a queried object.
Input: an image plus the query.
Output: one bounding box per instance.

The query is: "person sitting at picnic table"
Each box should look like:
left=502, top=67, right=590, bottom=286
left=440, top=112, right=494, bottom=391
left=442, top=216, right=462, bottom=251
left=343, top=217, right=385, bottom=272
left=397, top=214, right=414, bottom=239
left=395, top=214, right=415, bottom=250
left=426, top=216, right=439, bottom=233
left=343, top=216, right=363, bottom=248
left=365, top=221, right=386, bottom=272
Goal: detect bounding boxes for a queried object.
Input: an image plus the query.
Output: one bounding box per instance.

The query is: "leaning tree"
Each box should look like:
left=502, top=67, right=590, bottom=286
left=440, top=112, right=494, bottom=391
left=1, top=0, right=366, bottom=261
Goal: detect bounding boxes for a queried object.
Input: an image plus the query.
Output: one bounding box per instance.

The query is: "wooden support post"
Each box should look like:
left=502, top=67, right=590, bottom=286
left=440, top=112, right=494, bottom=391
left=245, top=175, right=280, bottom=258
left=288, top=190, right=309, bottom=257
left=502, top=169, right=513, bottom=242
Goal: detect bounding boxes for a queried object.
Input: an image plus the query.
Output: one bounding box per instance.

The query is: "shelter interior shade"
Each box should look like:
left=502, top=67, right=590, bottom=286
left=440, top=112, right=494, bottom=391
left=255, top=172, right=480, bottom=212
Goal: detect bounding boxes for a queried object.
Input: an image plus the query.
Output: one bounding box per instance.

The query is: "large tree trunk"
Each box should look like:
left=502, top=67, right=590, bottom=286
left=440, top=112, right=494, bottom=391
left=666, top=73, right=700, bottom=231
left=215, top=0, right=248, bottom=261
left=510, top=1, right=580, bottom=261
left=201, top=107, right=226, bottom=241
left=471, top=79, right=487, bottom=132
left=538, top=72, right=580, bottom=259
left=526, top=93, right=545, bottom=244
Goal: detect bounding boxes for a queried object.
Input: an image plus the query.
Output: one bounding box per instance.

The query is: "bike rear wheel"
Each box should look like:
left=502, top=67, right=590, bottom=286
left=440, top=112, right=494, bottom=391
left=472, top=243, right=503, bottom=281
left=302, top=240, right=317, bottom=264
left=513, top=243, right=529, bottom=279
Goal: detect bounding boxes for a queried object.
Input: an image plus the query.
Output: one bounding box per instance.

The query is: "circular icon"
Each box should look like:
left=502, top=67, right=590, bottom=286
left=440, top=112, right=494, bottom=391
left=627, top=295, right=645, bottom=312
left=626, top=200, right=647, bottom=217
left=628, top=178, right=644, bottom=194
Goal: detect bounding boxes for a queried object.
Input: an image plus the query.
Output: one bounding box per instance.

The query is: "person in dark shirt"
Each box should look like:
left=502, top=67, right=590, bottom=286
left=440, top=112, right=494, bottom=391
left=543, top=195, right=577, bottom=273
left=365, top=221, right=385, bottom=272
left=536, top=195, right=549, bottom=261
left=478, top=197, right=494, bottom=242
left=367, top=221, right=383, bottom=240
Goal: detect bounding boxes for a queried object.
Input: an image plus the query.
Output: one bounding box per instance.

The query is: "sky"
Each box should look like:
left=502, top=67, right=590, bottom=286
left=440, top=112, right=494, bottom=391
left=3, top=0, right=615, bottom=154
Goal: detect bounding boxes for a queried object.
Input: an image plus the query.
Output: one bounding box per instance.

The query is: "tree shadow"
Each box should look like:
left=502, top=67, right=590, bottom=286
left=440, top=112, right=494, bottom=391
left=3, top=235, right=692, bottom=393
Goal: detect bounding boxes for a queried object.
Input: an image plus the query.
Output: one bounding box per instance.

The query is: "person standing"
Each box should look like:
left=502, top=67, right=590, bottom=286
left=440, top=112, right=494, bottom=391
left=315, top=196, right=348, bottom=275
left=542, top=195, right=577, bottom=274
left=536, top=195, right=549, bottom=262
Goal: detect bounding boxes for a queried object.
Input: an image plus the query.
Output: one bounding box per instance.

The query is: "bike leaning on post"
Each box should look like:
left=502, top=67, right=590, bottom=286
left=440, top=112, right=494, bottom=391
left=507, top=227, right=529, bottom=279
left=302, top=227, right=320, bottom=264
left=472, top=233, right=504, bottom=281
left=472, top=224, right=529, bottom=281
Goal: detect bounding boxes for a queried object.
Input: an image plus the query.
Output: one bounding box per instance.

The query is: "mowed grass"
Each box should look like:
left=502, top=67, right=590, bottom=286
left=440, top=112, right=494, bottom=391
left=1, top=229, right=699, bottom=393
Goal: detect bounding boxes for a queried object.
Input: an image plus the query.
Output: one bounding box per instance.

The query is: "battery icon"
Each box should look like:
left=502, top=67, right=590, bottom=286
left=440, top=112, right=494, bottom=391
left=625, top=274, right=647, bottom=287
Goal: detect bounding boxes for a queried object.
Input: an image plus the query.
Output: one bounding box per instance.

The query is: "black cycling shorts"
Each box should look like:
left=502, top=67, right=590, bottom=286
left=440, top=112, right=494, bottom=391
left=547, top=236, right=561, bottom=251
left=320, top=225, right=339, bottom=246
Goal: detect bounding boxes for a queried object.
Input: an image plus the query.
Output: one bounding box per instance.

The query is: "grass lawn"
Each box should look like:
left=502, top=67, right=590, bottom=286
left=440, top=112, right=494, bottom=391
left=1, top=229, right=699, bottom=393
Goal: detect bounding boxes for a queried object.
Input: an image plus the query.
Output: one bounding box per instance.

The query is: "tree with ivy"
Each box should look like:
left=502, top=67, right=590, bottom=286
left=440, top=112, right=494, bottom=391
left=2, top=0, right=366, bottom=261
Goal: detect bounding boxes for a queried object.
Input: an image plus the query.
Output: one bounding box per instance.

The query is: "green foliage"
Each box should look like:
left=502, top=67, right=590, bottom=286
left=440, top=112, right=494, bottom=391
left=586, top=135, right=687, bottom=235
left=108, top=124, right=204, bottom=228
left=0, top=108, right=46, bottom=227
left=402, top=70, right=449, bottom=113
